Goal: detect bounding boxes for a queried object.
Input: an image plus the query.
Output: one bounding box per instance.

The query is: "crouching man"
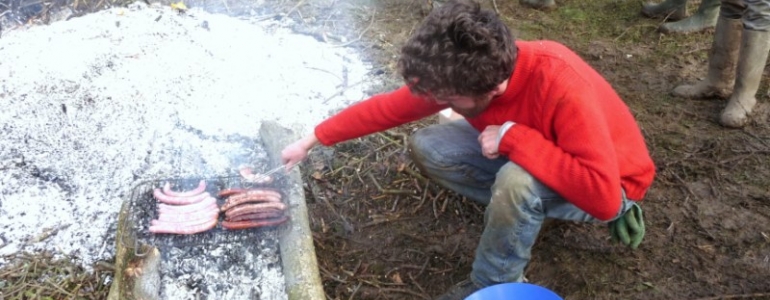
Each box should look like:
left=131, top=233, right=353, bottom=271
left=279, top=0, right=657, bottom=298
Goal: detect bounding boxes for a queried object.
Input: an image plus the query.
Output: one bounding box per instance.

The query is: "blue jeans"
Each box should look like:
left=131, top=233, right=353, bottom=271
left=407, top=120, right=636, bottom=287
left=721, top=0, right=770, bottom=31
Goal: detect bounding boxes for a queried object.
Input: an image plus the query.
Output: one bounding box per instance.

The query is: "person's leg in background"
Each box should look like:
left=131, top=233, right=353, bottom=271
left=642, top=0, right=689, bottom=20
left=720, top=0, right=770, bottom=127
left=659, top=0, right=721, bottom=34
left=672, top=0, right=745, bottom=99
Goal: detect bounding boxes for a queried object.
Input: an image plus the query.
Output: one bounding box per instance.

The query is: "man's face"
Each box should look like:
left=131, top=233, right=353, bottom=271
left=428, top=80, right=509, bottom=118
left=434, top=94, right=494, bottom=118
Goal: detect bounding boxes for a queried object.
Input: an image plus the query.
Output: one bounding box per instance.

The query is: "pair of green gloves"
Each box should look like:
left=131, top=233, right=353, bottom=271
left=608, top=203, right=645, bottom=249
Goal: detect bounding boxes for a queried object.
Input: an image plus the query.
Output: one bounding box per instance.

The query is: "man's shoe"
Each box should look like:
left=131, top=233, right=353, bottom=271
left=435, top=279, right=482, bottom=300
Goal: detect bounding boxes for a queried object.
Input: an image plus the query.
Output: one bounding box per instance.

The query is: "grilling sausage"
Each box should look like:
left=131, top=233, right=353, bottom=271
left=149, top=218, right=218, bottom=234
left=153, top=189, right=210, bottom=205
left=226, top=210, right=284, bottom=222
left=162, top=180, right=206, bottom=197
left=158, top=196, right=217, bottom=214
left=218, top=188, right=281, bottom=198
left=224, top=202, right=287, bottom=219
left=218, top=188, right=247, bottom=197
left=221, top=216, right=289, bottom=230
left=225, top=189, right=281, bottom=199
left=220, top=192, right=282, bottom=212
left=150, top=215, right=215, bottom=227
left=157, top=208, right=219, bottom=223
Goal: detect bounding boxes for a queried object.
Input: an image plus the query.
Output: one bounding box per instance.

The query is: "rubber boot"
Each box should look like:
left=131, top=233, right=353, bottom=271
left=659, top=0, right=720, bottom=34
left=642, top=0, right=688, bottom=20
left=720, top=30, right=770, bottom=128
left=520, top=0, right=556, bottom=10
left=672, top=17, right=743, bottom=99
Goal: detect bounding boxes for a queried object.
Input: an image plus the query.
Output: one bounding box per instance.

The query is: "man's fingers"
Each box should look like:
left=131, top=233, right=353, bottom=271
left=624, top=209, right=641, bottom=233
left=616, top=218, right=631, bottom=245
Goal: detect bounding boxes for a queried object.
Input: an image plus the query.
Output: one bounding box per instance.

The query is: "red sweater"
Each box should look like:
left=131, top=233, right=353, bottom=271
left=314, top=41, right=656, bottom=221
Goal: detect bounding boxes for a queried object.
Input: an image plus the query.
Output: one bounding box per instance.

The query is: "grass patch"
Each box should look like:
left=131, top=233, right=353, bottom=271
left=0, top=252, right=113, bottom=300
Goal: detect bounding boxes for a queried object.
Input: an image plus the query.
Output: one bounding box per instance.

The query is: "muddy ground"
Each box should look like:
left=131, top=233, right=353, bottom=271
left=261, top=0, right=770, bottom=299
left=2, top=0, right=769, bottom=299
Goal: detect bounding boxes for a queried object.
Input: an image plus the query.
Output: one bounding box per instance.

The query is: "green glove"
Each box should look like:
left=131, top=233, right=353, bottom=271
left=608, top=203, right=645, bottom=249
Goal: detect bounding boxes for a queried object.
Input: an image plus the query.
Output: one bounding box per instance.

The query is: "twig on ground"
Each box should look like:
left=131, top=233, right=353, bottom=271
left=670, top=170, right=696, bottom=200
left=362, top=216, right=418, bottom=228
left=684, top=46, right=709, bottom=55
left=491, top=0, right=499, bottom=14
left=319, top=265, right=348, bottom=284
left=741, top=130, right=770, bottom=149
left=403, top=165, right=429, bottom=184
left=333, top=7, right=376, bottom=47
left=309, top=180, right=352, bottom=231
left=284, top=0, right=306, bottom=19
left=440, top=195, right=450, bottom=213
left=413, top=181, right=431, bottom=214
left=368, top=171, right=415, bottom=195
left=322, top=79, right=367, bottom=104
left=409, top=272, right=428, bottom=294
left=367, top=172, right=384, bottom=191
left=347, top=282, right=362, bottom=300
left=376, top=132, right=402, bottom=146
left=614, top=24, right=657, bottom=42
left=221, top=0, right=230, bottom=14
left=432, top=190, right=440, bottom=219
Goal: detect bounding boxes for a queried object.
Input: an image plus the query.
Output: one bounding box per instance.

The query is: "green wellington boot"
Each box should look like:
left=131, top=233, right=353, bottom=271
left=520, top=0, right=556, bottom=10
left=641, top=0, right=688, bottom=20
left=672, top=17, right=742, bottom=99
left=659, top=0, right=720, bottom=34
left=720, top=30, right=770, bottom=128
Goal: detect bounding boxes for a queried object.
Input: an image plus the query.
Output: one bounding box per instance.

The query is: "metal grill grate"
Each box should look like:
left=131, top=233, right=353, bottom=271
left=121, top=174, right=291, bottom=298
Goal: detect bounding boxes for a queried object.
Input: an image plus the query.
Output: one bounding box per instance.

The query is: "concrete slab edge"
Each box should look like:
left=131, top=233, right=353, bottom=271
left=259, top=121, right=325, bottom=300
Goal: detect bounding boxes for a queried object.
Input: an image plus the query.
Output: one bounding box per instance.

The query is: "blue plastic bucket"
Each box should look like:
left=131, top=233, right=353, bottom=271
left=465, top=283, right=563, bottom=300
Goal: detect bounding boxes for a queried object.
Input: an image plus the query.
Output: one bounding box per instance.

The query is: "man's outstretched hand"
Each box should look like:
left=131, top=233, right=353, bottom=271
left=280, top=134, right=320, bottom=171
left=608, top=203, right=645, bottom=249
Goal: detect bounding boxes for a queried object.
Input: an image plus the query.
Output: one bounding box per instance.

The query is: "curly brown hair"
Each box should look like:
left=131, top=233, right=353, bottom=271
left=397, top=0, right=517, bottom=99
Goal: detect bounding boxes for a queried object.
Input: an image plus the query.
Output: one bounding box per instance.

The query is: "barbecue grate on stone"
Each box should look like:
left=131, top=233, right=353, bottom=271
left=123, top=175, right=290, bottom=299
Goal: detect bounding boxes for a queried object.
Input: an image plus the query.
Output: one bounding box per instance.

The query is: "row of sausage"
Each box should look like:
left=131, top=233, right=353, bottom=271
left=148, top=179, right=288, bottom=234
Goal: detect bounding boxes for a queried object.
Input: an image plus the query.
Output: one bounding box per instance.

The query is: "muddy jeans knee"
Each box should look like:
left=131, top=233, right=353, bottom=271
left=407, top=120, right=508, bottom=205
left=470, top=163, right=545, bottom=287
left=470, top=162, right=636, bottom=287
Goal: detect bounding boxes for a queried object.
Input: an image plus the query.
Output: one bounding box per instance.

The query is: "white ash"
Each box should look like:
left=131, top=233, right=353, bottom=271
left=156, top=233, right=286, bottom=300
left=0, top=0, right=370, bottom=287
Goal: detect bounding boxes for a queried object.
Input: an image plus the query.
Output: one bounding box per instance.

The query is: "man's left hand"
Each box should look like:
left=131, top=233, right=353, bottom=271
left=478, top=125, right=501, bottom=159
left=608, top=203, right=645, bottom=249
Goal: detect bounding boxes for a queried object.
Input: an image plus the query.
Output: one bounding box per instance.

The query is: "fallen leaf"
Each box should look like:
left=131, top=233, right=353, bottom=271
left=391, top=272, right=403, bottom=284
